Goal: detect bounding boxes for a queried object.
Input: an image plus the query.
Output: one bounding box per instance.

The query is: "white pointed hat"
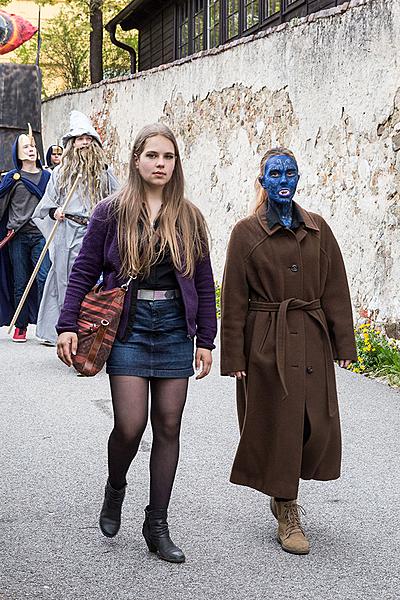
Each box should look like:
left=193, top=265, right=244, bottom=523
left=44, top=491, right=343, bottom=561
left=62, top=110, right=102, bottom=146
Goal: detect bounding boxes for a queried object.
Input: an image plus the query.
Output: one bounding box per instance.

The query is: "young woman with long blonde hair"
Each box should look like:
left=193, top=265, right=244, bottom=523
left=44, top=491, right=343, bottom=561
left=56, top=123, right=217, bottom=563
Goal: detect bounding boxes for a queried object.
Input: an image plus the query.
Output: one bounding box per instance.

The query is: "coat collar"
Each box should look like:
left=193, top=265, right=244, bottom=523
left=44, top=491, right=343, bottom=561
left=256, top=201, right=320, bottom=236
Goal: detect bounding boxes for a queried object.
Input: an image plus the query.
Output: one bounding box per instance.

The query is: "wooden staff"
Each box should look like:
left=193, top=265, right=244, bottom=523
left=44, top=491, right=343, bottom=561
left=8, top=173, right=82, bottom=334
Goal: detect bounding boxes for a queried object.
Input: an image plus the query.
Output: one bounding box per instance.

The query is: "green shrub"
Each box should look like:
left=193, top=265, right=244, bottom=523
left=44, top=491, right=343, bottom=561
left=215, top=281, right=221, bottom=319
left=349, top=323, right=400, bottom=387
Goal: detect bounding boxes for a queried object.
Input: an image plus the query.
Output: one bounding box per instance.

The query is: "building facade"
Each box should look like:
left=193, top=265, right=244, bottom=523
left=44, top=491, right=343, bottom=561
left=107, top=0, right=348, bottom=72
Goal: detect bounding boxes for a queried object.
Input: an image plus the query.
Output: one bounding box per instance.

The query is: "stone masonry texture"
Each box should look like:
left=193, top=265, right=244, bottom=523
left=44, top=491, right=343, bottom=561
left=42, top=0, right=400, bottom=333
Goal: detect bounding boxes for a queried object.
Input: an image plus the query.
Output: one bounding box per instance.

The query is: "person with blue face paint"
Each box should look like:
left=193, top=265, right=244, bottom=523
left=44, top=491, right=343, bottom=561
left=258, top=154, right=300, bottom=229
left=221, top=147, right=357, bottom=555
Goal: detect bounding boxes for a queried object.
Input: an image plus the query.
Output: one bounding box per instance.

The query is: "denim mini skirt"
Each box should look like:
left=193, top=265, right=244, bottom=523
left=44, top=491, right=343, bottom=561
left=106, top=298, right=194, bottom=378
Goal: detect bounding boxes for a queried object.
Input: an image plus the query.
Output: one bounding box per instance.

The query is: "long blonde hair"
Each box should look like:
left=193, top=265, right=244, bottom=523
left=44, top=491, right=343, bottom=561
left=111, top=123, right=209, bottom=279
left=253, top=147, right=298, bottom=214
left=58, top=138, right=108, bottom=210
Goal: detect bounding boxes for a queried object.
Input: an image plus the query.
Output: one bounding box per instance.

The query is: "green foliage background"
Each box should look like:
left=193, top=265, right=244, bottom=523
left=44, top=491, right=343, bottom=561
left=3, top=0, right=137, bottom=96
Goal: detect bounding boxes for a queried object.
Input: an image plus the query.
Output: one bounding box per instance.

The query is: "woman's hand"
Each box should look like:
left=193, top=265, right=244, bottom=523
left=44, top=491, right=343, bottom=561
left=338, top=359, right=352, bottom=369
left=54, top=207, right=65, bottom=221
left=195, top=348, right=212, bottom=380
left=228, top=371, right=246, bottom=379
left=57, top=332, right=78, bottom=367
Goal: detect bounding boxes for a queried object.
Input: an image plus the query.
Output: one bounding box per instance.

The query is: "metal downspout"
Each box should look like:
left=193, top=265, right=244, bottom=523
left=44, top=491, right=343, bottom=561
left=106, top=22, right=137, bottom=74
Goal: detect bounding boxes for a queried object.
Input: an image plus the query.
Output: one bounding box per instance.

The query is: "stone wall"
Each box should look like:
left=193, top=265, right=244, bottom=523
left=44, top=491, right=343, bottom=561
left=42, top=0, right=400, bottom=332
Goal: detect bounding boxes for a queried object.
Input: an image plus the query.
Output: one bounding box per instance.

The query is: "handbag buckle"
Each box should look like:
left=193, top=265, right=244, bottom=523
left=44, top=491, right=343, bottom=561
left=121, top=274, right=137, bottom=291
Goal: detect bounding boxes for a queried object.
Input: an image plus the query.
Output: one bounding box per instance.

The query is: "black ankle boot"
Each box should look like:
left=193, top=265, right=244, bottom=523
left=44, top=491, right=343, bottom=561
left=142, top=506, right=185, bottom=563
left=99, top=480, right=126, bottom=538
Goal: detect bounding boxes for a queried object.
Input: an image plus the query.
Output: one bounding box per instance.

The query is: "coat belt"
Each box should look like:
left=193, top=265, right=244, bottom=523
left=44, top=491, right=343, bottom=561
left=248, top=298, right=337, bottom=417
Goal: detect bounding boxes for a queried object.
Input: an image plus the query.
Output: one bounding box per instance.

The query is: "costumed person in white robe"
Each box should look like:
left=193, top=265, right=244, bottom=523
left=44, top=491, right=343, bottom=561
left=33, top=110, right=119, bottom=345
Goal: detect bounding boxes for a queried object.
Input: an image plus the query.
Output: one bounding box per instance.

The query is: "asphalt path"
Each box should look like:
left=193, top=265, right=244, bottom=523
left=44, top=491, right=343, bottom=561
left=0, top=325, right=399, bottom=600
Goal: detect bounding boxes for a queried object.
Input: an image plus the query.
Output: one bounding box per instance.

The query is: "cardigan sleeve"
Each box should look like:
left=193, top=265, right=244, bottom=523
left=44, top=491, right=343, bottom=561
left=220, top=222, right=250, bottom=375
left=56, top=204, right=109, bottom=334
left=194, top=253, right=217, bottom=350
left=320, top=221, right=357, bottom=361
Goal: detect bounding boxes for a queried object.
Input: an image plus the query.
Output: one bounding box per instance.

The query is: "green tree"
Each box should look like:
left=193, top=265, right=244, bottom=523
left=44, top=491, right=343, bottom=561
left=65, top=0, right=136, bottom=84
left=13, top=0, right=137, bottom=96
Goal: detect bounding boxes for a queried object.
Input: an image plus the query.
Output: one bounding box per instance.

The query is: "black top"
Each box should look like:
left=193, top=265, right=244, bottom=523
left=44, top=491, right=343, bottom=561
left=139, top=245, right=177, bottom=290
left=138, top=219, right=177, bottom=290
left=266, top=201, right=304, bottom=231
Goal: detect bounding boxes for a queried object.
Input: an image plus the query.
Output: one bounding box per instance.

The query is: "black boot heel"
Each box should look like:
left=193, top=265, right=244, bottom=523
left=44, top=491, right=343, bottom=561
left=142, top=531, right=157, bottom=553
left=142, top=506, right=185, bottom=563
left=99, top=480, right=126, bottom=538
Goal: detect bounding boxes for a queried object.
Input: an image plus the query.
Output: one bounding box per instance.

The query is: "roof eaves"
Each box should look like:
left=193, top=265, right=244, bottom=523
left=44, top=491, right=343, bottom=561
left=105, top=0, right=149, bottom=31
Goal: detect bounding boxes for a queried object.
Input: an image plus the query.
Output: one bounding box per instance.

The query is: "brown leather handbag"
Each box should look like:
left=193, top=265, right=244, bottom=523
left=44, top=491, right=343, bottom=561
left=72, top=277, right=134, bottom=377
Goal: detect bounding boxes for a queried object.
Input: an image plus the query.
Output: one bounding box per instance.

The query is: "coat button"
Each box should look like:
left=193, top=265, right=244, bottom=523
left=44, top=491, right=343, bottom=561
left=306, top=366, right=313, bottom=374
left=290, top=264, right=299, bottom=272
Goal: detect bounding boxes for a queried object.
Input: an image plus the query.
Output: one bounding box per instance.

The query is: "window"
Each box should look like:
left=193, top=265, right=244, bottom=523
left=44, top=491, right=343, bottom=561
left=226, top=0, right=239, bottom=39
left=208, top=0, right=220, bottom=48
left=244, top=0, right=259, bottom=30
left=193, top=0, right=205, bottom=53
left=178, top=2, right=189, bottom=58
left=265, top=0, right=281, bottom=17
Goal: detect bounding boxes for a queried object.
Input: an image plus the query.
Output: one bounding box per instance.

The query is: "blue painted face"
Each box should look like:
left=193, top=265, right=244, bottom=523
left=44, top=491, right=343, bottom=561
left=260, top=155, right=299, bottom=204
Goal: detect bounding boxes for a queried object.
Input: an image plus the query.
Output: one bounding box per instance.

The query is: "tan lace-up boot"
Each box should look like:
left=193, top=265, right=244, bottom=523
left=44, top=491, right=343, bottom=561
left=270, top=498, right=310, bottom=555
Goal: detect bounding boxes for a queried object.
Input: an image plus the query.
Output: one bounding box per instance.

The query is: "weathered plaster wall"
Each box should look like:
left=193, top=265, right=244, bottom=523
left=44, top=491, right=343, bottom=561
left=42, top=0, right=400, bottom=332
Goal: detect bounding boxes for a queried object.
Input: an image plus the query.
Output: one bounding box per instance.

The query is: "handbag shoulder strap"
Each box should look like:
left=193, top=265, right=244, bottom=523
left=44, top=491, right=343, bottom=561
left=121, top=274, right=138, bottom=291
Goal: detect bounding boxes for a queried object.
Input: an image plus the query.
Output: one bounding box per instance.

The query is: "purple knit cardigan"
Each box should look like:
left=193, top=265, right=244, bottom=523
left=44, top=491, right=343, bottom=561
left=56, top=201, right=217, bottom=350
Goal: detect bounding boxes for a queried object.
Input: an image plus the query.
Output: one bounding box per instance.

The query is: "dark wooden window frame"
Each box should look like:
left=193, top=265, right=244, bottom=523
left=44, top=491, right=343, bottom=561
left=208, top=0, right=221, bottom=47
left=175, top=1, right=345, bottom=60
left=193, top=0, right=206, bottom=53
left=243, top=0, right=260, bottom=31
left=226, top=0, right=240, bottom=40
left=177, top=1, right=190, bottom=58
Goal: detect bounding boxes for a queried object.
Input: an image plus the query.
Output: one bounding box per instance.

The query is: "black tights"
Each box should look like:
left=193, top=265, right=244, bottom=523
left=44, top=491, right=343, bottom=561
left=107, top=375, right=188, bottom=510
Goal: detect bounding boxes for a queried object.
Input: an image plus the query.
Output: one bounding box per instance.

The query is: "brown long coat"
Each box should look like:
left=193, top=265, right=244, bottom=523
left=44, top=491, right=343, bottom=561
left=220, top=202, right=357, bottom=499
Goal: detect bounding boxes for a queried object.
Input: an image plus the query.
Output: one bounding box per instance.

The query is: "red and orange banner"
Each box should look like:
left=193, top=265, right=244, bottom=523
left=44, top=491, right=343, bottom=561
left=0, top=10, right=37, bottom=55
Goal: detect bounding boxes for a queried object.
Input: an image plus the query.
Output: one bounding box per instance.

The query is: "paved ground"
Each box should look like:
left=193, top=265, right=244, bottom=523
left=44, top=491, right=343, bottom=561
left=0, top=325, right=399, bottom=600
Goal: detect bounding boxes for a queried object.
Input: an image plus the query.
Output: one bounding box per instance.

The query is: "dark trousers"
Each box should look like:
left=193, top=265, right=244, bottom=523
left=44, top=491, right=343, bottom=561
left=8, top=231, right=50, bottom=329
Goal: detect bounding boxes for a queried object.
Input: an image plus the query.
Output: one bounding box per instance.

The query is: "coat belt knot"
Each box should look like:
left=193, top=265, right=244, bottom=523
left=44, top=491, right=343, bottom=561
left=248, top=298, right=337, bottom=417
